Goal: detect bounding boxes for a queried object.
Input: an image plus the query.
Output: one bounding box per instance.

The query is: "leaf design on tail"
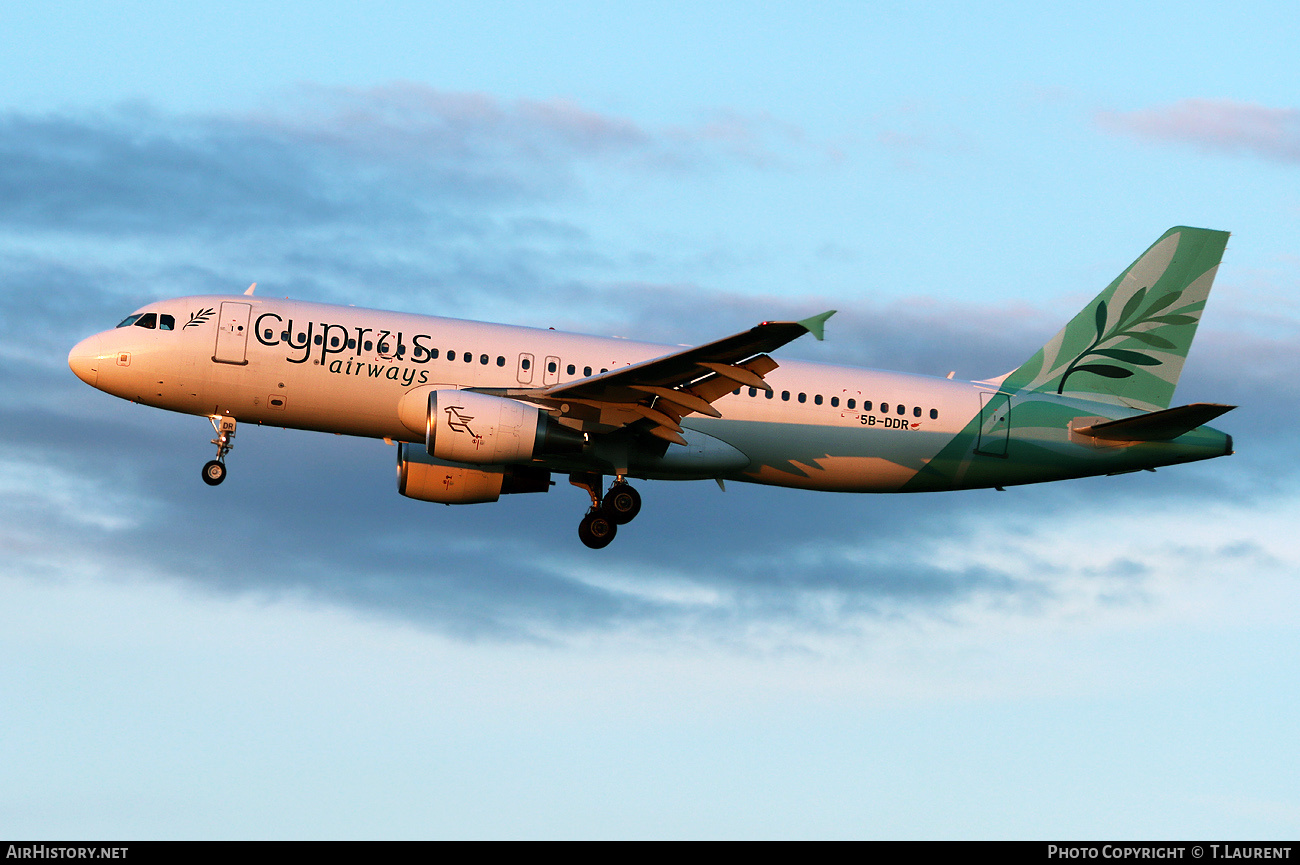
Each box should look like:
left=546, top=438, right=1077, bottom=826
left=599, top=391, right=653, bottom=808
left=1056, top=289, right=1190, bottom=394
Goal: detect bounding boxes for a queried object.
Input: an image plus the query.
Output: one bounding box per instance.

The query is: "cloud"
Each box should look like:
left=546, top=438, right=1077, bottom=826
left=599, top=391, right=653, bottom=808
left=867, top=101, right=973, bottom=170
left=1096, top=99, right=1300, bottom=164
left=0, top=84, right=832, bottom=244
left=263, top=83, right=674, bottom=170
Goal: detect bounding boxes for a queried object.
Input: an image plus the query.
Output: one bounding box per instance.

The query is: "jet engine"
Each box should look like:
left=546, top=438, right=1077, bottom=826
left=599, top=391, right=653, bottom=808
left=397, top=443, right=551, bottom=504
left=425, top=390, right=584, bottom=464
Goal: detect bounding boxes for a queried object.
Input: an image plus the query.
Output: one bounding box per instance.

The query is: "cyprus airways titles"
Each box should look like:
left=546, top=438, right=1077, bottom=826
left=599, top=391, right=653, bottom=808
left=69, top=227, right=1236, bottom=548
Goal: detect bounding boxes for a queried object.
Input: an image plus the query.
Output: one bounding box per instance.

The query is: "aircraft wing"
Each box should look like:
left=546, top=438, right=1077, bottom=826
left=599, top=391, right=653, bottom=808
left=473, top=310, right=835, bottom=444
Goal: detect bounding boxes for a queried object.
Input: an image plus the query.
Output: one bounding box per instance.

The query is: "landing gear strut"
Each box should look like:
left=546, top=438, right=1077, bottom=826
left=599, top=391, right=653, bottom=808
left=202, top=415, right=237, bottom=487
left=569, top=472, right=642, bottom=549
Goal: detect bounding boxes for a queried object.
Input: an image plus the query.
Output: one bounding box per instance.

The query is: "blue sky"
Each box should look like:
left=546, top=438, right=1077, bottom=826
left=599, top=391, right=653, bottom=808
left=2, top=1, right=1298, bottom=839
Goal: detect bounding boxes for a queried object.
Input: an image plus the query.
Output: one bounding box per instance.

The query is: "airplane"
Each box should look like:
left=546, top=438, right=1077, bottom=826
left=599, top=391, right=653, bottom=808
left=68, top=226, right=1236, bottom=548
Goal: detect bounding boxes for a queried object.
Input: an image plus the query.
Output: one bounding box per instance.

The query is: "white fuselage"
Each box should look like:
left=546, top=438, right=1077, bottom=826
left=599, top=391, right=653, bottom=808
left=68, top=295, right=1230, bottom=496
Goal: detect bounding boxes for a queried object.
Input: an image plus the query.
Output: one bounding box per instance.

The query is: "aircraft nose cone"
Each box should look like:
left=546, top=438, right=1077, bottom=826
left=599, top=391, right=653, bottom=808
left=68, top=334, right=102, bottom=387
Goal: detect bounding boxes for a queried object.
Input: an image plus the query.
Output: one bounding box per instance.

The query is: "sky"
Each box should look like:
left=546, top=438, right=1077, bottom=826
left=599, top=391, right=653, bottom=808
left=2, top=0, right=1298, bottom=839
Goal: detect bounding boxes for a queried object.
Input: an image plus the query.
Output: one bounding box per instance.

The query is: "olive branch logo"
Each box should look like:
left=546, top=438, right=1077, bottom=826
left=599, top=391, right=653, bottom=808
left=184, top=308, right=215, bottom=329
left=1055, top=287, right=1197, bottom=394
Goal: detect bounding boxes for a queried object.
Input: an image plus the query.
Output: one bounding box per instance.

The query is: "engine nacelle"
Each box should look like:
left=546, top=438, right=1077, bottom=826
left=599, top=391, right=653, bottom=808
left=397, top=443, right=551, bottom=504
left=426, top=390, right=584, bottom=464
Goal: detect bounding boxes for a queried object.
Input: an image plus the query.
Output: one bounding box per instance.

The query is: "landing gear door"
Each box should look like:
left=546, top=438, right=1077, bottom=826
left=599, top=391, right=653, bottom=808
left=976, top=391, right=1011, bottom=457
left=213, top=302, right=252, bottom=365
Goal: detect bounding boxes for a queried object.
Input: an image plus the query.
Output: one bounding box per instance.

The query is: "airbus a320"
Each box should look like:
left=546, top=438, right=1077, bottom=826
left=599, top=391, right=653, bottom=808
left=69, top=227, right=1236, bottom=548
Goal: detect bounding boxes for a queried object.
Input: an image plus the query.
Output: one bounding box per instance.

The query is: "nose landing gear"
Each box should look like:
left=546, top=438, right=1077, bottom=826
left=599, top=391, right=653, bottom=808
left=201, top=415, right=236, bottom=486
left=569, top=473, right=643, bottom=549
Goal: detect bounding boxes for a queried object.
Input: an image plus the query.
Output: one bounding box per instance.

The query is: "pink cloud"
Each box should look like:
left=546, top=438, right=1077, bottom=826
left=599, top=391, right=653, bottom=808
left=1097, top=98, right=1300, bottom=163
left=239, top=83, right=835, bottom=174
left=247, top=83, right=651, bottom=164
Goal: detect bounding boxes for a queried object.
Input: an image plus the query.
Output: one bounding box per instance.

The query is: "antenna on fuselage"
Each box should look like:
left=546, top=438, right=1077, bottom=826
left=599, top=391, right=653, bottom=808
left=244, top=283, right=257, bottom=296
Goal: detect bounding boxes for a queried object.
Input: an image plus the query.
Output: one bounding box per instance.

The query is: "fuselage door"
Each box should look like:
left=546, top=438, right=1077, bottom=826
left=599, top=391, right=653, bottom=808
left=213, top=302, right=252, bottom=365
left=975, top=391, right=1011, bottom=457
left=517, top=353, right=534, bottom=384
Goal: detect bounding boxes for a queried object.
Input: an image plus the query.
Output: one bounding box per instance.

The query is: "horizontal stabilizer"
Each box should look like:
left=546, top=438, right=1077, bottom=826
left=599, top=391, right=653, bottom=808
left=1075, top=403, right=1236, bottom=442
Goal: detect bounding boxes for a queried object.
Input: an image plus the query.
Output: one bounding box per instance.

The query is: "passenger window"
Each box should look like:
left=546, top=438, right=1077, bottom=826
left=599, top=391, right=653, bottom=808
left=863, top=401, right=872, bottom=411
left=733, top=388, right=741, bottom=395
left=330, top=336, right=341, bottom=348
left=365, top=341, right=374, bottom=351
left=831, top=396, right=839, bottom=407
left=447, top=351, right=456, bottom=361
left=798, top=393, right=806, bottom=403
left=521, top=357, right=530, bottom=370
left=396, top=344, right=406, bottom=357
left=134, top=313, right=157, bottom=329
left=749, top=387, right=757, bottom=397
left=497, top=356, right=506, bottom=367
left=765, top=390, right=774, bottom=399
left=880, top=402, right=889, bottom=413
left=464, top=352, right=472, bottom=363
left=160, top=314, right=175, bottom=331
left=567, top=364, right=576, bottom=375
left=347, top=339, right=356, bottom=350
left=930, top=408, right=938, bottom=419
left=430, top=348, right=439, bottom=359
left=814, top=394, right=823, bottom=405
left=480, top=354, right=489, bottom=365
left=897, top=404, right=906, bottom=415
left=913, top=406, right=921, bottom=417
left=601, top=368, right=608, bottom=373
left=548, top=361, right=557, bottom=373
left=313, top=334, right=323, bottom=345
left=584, top=366, right=592, bottom=377
left=782, top=391, right=790, bottom=401
left=116, top=315, right=142, bottom=328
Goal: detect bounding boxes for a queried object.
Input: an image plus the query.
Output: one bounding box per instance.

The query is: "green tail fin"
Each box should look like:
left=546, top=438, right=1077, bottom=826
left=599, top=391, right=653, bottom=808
left=1001, top=226, right=1230, bottom=411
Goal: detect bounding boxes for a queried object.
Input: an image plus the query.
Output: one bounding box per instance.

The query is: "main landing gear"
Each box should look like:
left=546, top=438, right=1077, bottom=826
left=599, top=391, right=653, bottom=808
left=201, top=415, right=237, bottom=486
left=570, top=472, right=643, bottom=549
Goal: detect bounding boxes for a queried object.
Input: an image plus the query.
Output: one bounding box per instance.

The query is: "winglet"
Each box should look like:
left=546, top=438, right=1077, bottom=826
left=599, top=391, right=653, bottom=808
left=798, top=310, right=837, bottom=341
left=244, top=282, right=257, bottom=296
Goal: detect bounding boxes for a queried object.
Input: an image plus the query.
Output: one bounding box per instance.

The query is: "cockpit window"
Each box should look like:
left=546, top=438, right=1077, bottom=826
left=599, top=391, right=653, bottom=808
left=116, top=312, right=173, bottom=330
